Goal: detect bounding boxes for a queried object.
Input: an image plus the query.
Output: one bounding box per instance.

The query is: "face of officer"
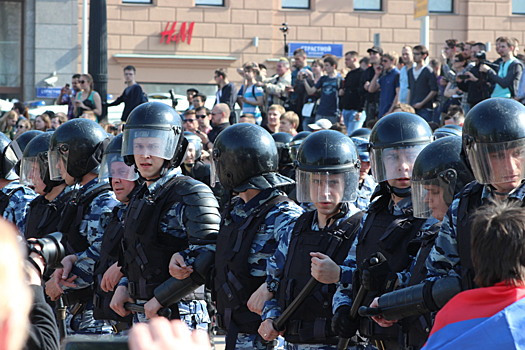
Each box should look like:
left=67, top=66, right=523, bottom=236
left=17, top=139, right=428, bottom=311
left=489, top=147, right=524, bottom=193
left=383, top=148, right=420, bottom=189
left=423, top=184, right=449, bottom=221
left=56, top=155, right=75, bottom=186
left=360, top=160, right=371, bottom=181
left=310, top=173, right=345, bottom=218
left=184, top=142, right=196, bottom=165
left=110, top=161, right=136, bottom=203
left=29, top=162, right=46, bottom=196
left=133, top=137, right=165, bottom=181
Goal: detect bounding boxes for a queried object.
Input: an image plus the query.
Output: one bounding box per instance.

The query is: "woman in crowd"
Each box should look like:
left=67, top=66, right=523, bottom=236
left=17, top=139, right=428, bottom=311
left=73, top=73, right=102, bottom=119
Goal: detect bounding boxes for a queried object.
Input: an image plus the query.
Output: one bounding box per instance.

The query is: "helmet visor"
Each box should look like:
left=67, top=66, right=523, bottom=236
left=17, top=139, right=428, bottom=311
left=48, top=144, right=69, bottom=181
left=412, top=173, right=457, bottom=219
left=370, top=145, right=427, bottom=183
left=20, top=157, right=42, bottom=187
left=467, top=139, right=525, bottom=185
left=4, top=140, right=22, bottom=176
left=122, top=128, right=176, bottom=161
left=99, top=153, right=138, bottom=182
left=209, top=149, right=220, bottom=188
left=295, top=170, right=359, bottom=203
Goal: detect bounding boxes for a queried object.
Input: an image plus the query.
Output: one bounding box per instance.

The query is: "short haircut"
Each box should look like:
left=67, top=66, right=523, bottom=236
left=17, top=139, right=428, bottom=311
left=311, top=59, right=324, bottom=68
left=72, top=73, right=81, bottom=80
left=445, top=39, right=458, bottom=48
left=215, top=68, right=227, bottom=79
left=268, top=104, right=286, bottom=115
left=413, top=45, right=429, bottom=57
left=123, top=65, right=136, bottom=72
left=345, top=50, right=359, bottom=57
left=293, top=48, right=306, bottom=57
left=195, top=106, right=210, bottom=115
left=258, top=63, right=267, bottom=70
left=471, top=201, right=525, bottom=287
left=323, top=55, right=338, bottom=68
left=496, top=36, right=514, bottom=48
left=186, top=88, right=199, bottom=94
left=239, top=114, right=256, bottom=124
left=382, top=52, right=399, bottom=65
left=278, top=57, right=290, bottom=68
left=359, top=57, right=370, bottom=65
left=474, top=42, right=487, bottom=51
left=184, top=109, right=196, bottom=117
left=280, top=111, right=299, bottom=128
left=193, top=93, right=206, bottom=102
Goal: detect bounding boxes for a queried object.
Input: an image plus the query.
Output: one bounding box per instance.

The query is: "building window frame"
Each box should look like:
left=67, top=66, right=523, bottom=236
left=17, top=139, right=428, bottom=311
left=353, top=0, right=382, bottom=12
left=282, top=0, right=310, bottom=9
left=513, top=0, right=525, bottom=14
left=122, top=0, right=153, bottom=4
left=429, top=0, right=454, bottom=14
left=195, top=0, right=224, bottom=6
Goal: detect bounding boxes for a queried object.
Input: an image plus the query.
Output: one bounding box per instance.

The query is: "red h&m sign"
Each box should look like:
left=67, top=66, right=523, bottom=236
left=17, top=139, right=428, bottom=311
left=160, top=22, right=195, bottom=45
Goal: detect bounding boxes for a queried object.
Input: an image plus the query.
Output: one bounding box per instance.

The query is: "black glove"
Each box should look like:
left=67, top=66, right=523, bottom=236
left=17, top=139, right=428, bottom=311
left=361, top=252, right=396, bottom=292
left=332, top=306, right=360, bottom=338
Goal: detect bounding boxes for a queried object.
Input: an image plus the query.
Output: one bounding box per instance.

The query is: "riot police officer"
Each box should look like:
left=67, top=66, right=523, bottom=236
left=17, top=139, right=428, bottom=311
left=20, top=132, right=75, bottom=240
left=351, top=137, right=377, bottom=211
left=92, top=133, right=139, bottom=329
left=44, top=118, right=118, bottom=334
left=0, top=132, right=37, bottom=234
left=427, top=98, right=525, bottom=289
left=212, top=123, right=303, bottom=349
left=332, top=112, right=433, bottom=350
left=110, top=102, right=220, bottom=323
left=258, top=130, right=363, bottom=348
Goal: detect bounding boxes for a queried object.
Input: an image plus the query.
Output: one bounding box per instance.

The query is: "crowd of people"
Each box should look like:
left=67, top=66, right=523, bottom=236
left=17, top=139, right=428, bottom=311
left=2, top=36, right=525, bottom=350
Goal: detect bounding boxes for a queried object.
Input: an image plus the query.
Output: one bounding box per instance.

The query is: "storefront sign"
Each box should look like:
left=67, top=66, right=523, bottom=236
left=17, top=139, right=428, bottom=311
left=160, top=22, right=195, bottom=45
left=288, top=43, right=343, bottom=58
left=36, top=87, right=62, bottom=99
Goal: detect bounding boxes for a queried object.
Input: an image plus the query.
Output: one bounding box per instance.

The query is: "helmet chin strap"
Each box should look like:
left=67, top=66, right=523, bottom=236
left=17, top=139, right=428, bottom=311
left=386, top=182, right=412, bottom=197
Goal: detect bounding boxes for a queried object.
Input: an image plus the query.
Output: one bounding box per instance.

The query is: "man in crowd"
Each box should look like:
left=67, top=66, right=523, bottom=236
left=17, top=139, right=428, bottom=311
left=107, top=65, right=147, bottom=122
left=214, top=69, right=237, bottom=124
left=340, top=50, right=366, bottom=135
left=408, top=45, right=438, bottom=122
left=264, top=58, right=292, bottom=112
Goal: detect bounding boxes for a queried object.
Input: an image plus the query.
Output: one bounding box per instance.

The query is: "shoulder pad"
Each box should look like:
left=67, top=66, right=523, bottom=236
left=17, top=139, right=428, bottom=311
left=460, top=180, right=483, bottom=198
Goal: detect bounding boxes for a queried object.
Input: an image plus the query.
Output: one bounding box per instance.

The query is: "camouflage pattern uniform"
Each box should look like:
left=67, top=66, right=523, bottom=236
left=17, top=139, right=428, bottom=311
left=426, top=182, right=525, bottom=280
left=1, top=180, right=37, bottom=234
left=228, top=188, right=303, bottom=349
left=353, top=174, right=377, bottom=211
left=63, top=177, right=118, bottom=334
left=263, top=204, right=361, bottom=350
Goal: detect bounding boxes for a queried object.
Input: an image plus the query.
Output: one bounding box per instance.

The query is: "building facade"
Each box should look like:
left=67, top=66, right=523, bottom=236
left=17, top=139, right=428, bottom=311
left=1, top=0, right=525, bottom=102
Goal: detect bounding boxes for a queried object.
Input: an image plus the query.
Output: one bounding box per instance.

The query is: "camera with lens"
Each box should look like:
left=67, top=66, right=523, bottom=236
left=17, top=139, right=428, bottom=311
left=279, top=23, right=289, bottom=34
left=27, top=232, right=65, bottom=271
left=475, top=50, right=486, bottom=62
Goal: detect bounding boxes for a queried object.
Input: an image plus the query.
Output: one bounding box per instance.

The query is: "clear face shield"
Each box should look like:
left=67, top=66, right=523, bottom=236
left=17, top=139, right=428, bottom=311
left=99, top=153, right=138, bottom=182
left=466, top=139, right=525, bottom=185
left=412, top=169, right=457, bottom=219
left=209, top=148, right=220, bottom=188
left=48, top=144, right=69, bottom=181
left=370, top=144, right=427, bottom=183
left=295, top=170, right=359, bottom=203
left=122, top=128, right=176, bottom=161
left=20, top=156, right=45, bottom=188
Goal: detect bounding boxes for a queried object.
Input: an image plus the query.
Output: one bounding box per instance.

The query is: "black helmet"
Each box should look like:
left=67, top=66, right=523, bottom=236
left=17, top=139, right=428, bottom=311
left=290, top=131, right=312, bottom=161
left=272, top=132, right=293, bottom=166
left=20, top=132, right=63, bottom=193
left=351, top=137, right=370, bottom=162
left=463, top=98, right=525, bottom=185
left=183, top=131, right=203, bottom=162
left=349, top=127, right=372, bottom=140
left=433, top=125, right=462, bottom=140
left=48, top=119, right=109, bottom=182
left=4, top=130, right=44, bottom=177
left=212, top=124, right=293, bottom=192
left=0, top=133, right=18, bottom=180
left=122, top=102, right=186, bottom=170
left=369, top=112, right=432, bottom=196
left=412, top=136, right=474, bottom=219
left=295, top=130, right=360, bottom=203
left=99, top=134, right=139, bottom=183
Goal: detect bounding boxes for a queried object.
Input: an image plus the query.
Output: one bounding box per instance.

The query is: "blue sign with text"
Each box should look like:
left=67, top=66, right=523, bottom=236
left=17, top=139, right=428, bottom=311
left=288, top=43, right=344, bottom=58
left=36, top=87, right=62, bottom=99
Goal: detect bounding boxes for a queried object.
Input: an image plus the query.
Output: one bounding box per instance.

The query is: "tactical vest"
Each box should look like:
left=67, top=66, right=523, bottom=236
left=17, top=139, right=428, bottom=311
left=0, top=186, right=24, bottom=217
left=278, top=209, right=363, bottom=345
left=214, top=195, right=292, bottom=335
left=356, top=194, right=426, bottom=343
left=58, top=183, right=112, bottom=255
left=25, top=190, right=76, bottom=239
left=121, top=176, right=193, bottom=300
left=93, top=205, right=131, bottom=322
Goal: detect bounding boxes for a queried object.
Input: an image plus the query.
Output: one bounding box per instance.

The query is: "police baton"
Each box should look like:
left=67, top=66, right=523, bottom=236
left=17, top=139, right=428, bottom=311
left=272, top=277, right=318, bottom=332
left=56, top=296, right=67, bottom=340
left=124, top=302, right=172, bottom=319
left=337, top=256, right=380, bottom=350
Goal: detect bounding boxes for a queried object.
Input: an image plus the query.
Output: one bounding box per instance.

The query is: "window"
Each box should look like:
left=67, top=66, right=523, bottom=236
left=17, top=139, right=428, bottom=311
left=354, top=0, right=382, bottom=11
left=195, top=0, right=224, bottom=6
left=282, top=0, right=310, bottom=9
left=0, top=0, right=23, bottom=97
left=513, top=0, right=525, bottom=14
left=429, top=0, right=453, bottom=13
left=123, top=0, right=152, bottom=3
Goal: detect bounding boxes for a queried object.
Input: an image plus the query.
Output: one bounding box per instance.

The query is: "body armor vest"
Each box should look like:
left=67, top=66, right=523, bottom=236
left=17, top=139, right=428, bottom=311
left=356, top=195, right=426, bottom=344
left=214, top=195, right=292, bottom=335
left=121, top=176, right=193, bottom=301
left=278, top=209, right=363, bottom=345
left=58, top=183, right=112, bottom=254
left=25, top=190, right=76, bottom=239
